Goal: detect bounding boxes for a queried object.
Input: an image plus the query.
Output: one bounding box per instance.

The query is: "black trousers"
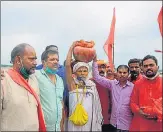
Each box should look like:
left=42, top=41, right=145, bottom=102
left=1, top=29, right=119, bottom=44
left=102, top=124, right=129, bottom=132
left=102, top=124, right=113, bottom=132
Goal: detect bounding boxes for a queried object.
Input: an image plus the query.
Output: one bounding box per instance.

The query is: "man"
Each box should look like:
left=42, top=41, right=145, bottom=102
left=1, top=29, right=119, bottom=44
left=36, top=45, right=67, bottom=108
left=1, top=43, right=46, bottom=131
left=35, top=49, right=64, bottom=131
left=63, top=59, right=75, bottom=112
left=36, top=45, right=68, bottom=128
left=36, top=45, right=65, bottom=79
left=139, top=59, right=144, bottom=75
left=97, top=60, right=107, bottom=77
left=91, top=60, right=111, bottom=131
left=66, top=42, right=103, bottom=131
left=92, top=54, right=134, bottom=132
left=130, top=55, right=162, bottom=131
left=128, top=58, right=142, bottom=84
left=106, top=63, right=116, bottom=80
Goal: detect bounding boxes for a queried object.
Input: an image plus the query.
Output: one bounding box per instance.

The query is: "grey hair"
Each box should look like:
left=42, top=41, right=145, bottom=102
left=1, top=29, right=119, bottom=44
left=41, top=50, right=59, bottom=61
left=10, top=43, right=31, bottom=63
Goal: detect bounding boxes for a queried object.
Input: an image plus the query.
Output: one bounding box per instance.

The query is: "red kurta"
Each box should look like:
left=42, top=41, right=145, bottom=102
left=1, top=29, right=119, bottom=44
left=130, top=76, right=162, bottom=131
left=132, top=74, right=143, bottom=84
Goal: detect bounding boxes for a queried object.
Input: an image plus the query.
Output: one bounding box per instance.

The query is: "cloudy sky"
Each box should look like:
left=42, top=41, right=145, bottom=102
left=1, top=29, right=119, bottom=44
left=1, top=1, right=162, bottom=68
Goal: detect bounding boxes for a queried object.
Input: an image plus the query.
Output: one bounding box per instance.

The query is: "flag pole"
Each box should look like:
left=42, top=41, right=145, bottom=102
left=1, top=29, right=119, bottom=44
left=113, top=44, right=114, bottom=65
left=103, top=7, right=116, bottom=71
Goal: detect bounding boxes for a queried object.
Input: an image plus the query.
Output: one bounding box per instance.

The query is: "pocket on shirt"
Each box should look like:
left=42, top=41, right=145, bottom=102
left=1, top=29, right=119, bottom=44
left=56, top=86, right=64, bottom=100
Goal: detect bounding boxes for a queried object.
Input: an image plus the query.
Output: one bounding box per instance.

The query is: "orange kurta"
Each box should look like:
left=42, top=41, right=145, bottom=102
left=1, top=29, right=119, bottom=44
left=130, top=76, right=162, bottom=131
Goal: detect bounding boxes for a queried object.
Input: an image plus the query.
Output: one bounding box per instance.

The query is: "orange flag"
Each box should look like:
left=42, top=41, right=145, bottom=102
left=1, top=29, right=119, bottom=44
left=155, top=50, right=163, bottom=53
left=103, top=7, right=116, bottom=70
left=158, top=7, right=162, bottom=37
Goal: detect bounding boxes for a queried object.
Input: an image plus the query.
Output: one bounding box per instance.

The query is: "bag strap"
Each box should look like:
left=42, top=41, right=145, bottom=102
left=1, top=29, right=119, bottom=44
left=81, top=86, right=86, bottom=104
left=76, top=85, right=87, bottom=104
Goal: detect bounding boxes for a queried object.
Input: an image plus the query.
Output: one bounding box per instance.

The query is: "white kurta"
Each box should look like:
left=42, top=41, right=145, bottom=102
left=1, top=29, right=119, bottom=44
left=68, top=79, right=103, bottom=131
left=1, top=70, right=40, bottom=131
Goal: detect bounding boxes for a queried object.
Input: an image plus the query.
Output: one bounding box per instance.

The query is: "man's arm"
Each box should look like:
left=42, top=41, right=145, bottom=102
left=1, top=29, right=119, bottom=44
left=1, top=69, right=5, bottom=113
left=92, top=61, right=113, bottom=90
left=130, top=84, right=150, bottom=117
left=1, top=84, right=4, bottom=113
left=1, top=69, right=5, bottom=80
left=65, top=42, right=77, bottom=91
left=130, top=84, right=140, bottom=114
left=1, top=72, right=8, bottom=114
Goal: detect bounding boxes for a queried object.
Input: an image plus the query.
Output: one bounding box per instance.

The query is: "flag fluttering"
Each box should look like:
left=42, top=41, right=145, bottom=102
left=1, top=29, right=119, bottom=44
left=103, top=7, right=116, bottom=70
left=158, top=7, right=162, bottom=37
left=155, top=50, right=163, bottom=53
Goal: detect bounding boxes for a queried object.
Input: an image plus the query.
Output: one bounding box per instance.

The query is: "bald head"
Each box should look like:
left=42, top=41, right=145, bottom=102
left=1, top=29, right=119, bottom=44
left=11, top=43, right=37, bottom=76
left=23, top=45, right=36, bottom=59
left=11, top=43, right=34, bottom=64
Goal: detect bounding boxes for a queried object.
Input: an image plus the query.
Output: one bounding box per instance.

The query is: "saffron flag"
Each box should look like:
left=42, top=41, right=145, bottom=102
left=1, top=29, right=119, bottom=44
left=155, top=50, right=163, bottom=53
left=158, top=7, right=162, bottom=37
left=103, top=8, right=116, bottom=70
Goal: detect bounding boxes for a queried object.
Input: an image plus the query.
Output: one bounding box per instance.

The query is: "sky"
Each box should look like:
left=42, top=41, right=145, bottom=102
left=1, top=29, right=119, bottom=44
left=1, top=1, right=162, bottom=69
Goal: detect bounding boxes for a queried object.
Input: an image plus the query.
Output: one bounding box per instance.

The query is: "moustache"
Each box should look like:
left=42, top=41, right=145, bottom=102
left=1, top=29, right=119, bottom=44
left=53, top=64, right=59, bottom=68
left=30, top=66, right=36, bottom=70
left=119, top=77, right=126, bottom=80
left=77, top=77, right=86, bottom=84
left=146, top=69, right=153, bottom=73
left=99, top=71, right=105, bottom=74
left=25, top=66, right=36, bottom=75
left=130, top=70, right=138, bottom=75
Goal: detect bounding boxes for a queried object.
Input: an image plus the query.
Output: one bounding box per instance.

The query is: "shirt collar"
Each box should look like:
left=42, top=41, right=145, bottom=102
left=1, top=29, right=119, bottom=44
left=143, top=72, right=160, bottom=80
left=115, top=80, right=131, bottom=87
left=40, top=69, right=50, bottom=79
left=126, top=80, right=131, bottom=86
left=40, top=69, right=58, bottom=84
left=40, top=69, right=46, bottom=75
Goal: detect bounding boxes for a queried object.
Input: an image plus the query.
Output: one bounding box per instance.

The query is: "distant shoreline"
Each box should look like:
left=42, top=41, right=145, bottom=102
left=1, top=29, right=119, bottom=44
left=1, top=64, right=12, bottom=70
left=1, top=64, right=12, bottom=67
left=1, top=64, right=162, bottom=75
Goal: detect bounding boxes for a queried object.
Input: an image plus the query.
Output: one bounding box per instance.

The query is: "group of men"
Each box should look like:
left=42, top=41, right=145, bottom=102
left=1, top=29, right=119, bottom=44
left=0, top=43, right=162, bottom=132
left=92, top=56, right=162, bottom=132
left=1, top=43, right=67, bottom=131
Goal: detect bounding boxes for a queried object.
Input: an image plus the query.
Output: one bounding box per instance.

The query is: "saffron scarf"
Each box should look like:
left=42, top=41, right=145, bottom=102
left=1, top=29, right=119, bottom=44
left=7, top=69, right=46, bottom=132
